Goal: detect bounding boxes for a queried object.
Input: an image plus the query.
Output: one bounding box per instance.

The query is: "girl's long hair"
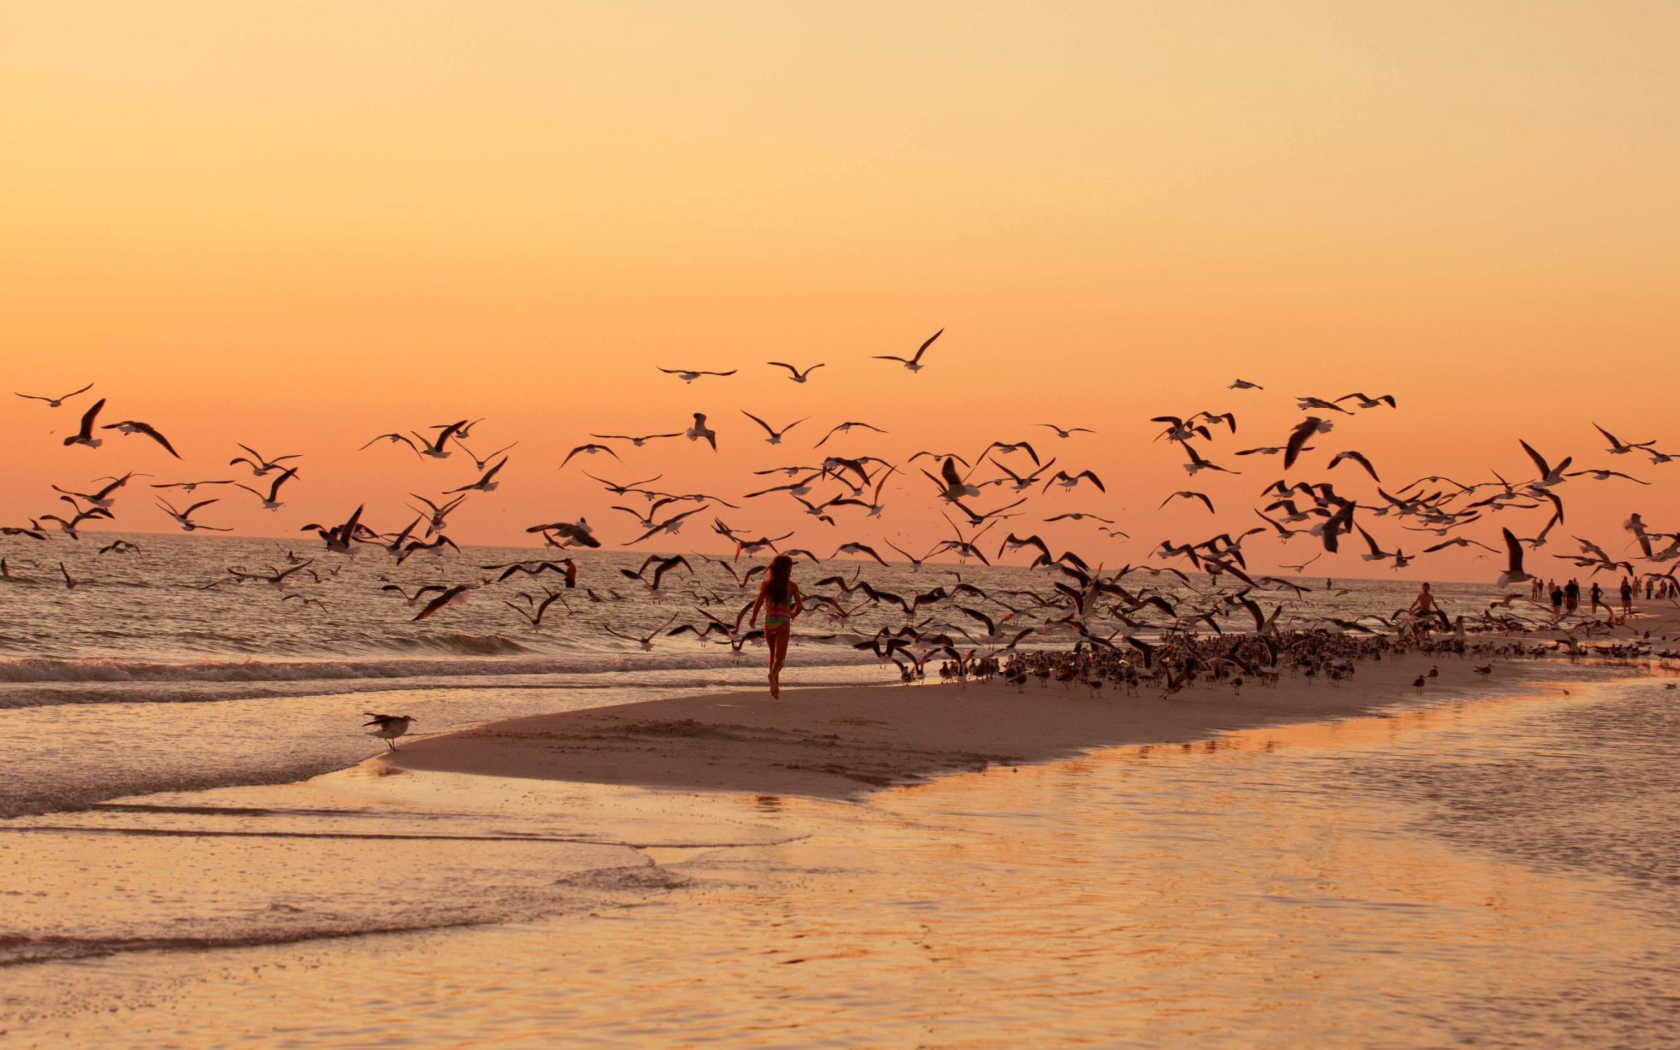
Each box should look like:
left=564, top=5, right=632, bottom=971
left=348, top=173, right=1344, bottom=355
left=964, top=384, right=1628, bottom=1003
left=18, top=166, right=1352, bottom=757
left=766, top=554, right=793, bottom=604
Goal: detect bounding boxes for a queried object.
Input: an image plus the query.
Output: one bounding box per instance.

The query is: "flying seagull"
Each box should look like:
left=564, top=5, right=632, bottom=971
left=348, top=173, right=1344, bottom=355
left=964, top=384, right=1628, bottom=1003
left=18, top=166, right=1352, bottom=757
left=101, top=418, right=181, bottom=458
left=686, top=413, right=718, bottom=450
left=872, top=328, right=943, bottom=373
left=62, top=398, right=107, bottom=449
left=660, top=367, right=737, bottom=383
left=560, top=444, right=621, bottom=469
left=234, top=467, right=299, bottom=511
left=16, top=383, right=93, bottom=408
left=740, top=411, right=809, bottom=446
left=1037, top=423, right=1095, bottom=439
left=1495, top=527, right=1534, bottom=589
left=767, top=361, right=824, bottom=383
left=230, top=443, right=302, bottom=476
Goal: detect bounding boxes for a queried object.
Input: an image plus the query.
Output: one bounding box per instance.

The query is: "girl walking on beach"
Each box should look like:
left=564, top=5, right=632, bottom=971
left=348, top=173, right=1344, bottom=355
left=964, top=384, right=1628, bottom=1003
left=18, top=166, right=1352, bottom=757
left=749, top=554, right=803, bottom=699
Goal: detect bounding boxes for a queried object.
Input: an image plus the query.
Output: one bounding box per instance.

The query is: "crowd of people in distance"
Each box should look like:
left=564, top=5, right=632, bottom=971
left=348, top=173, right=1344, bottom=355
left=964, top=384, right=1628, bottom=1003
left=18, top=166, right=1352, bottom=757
left=1528, top=573, right=1675, bottom=624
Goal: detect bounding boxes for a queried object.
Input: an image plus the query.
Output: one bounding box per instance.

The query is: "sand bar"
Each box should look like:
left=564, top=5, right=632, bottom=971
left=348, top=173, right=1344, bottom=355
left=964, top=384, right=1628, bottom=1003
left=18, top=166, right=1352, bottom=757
left=389, top=653, right=1626, bottom=799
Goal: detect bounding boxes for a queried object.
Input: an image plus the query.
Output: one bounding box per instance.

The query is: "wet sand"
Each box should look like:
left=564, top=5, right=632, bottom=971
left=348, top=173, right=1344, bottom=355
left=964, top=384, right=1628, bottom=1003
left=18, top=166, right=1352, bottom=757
left=389, top=653, right=1602, bottom=798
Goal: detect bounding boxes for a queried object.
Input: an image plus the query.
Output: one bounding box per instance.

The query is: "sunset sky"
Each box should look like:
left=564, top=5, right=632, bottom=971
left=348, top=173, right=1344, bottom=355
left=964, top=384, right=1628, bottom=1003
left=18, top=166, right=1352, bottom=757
left=2, top=2, right=1676, bottom=579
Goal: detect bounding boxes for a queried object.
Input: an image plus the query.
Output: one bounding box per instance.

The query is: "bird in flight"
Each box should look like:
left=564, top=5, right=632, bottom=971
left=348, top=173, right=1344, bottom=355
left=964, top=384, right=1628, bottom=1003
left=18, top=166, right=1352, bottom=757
left=157, top=497, right=233, bottom=532
left=234, top=467, right=299, bottom=511
left=62, top=398, right=108, bottom=449
left=1037, top=423, right=1095, bottom=439
left=767, top=361, right=824, bottom=383
left=589, top=431, right=680, bottom=448
left=560, top=444, right=621, bottom=469
left=413, top=423, right=467, bottom=461
left=873, top=328, right=943, bottom=373
left=660, top=367, right=737, bottom=383
left=16, top=383, right=93, bottom=408
left=740, top=411, right=808, bottom=446
left=815, top=421, right=887, bottom=448
left=101, top=418, right=181, bottom=458
left=230, top=443, right=302, bottom=476
left=686, top=413, right=718, bottom=451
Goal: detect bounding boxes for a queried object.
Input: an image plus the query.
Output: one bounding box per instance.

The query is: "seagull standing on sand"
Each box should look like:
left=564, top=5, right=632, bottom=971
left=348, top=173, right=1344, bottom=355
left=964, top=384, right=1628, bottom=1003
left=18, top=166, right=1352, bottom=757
left=364, top=713, right=415, bottom=751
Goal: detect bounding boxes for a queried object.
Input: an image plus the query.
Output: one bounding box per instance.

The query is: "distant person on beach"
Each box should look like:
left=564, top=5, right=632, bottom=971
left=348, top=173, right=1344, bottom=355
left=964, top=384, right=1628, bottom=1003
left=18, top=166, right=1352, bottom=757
left=1590, top=581, right=1603, bottom=616
left=1408, top=583, right=1439, bottom=640
left=1409, top=582, right=1437, bottom=616
left=1620, top=576, right=1634, bottom=617
left=1549, top=582, right=1565, bottom=622
left=1565, top=578, right=1579, bottom=614
left=1646, top=578, right=1654, bottom=600
left=1326, top=578, right=1333, bottom=591
left=563, top=559, right=577, bottom=589
left=748, top=554, right=803, bottom=700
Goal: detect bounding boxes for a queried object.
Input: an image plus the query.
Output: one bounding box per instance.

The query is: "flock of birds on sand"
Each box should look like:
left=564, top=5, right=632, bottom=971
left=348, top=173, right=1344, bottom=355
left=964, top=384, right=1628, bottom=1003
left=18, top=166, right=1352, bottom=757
left=8, top=333, right=1680, bottom=748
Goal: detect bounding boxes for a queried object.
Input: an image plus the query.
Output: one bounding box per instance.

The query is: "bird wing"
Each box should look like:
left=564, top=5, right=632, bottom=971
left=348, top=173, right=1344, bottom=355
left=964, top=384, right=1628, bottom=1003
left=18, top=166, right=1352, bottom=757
left=1502, top=528, right=1524, bottom=573
left=940, top=457, right=962, bottom=490
left=1284, top=418, right=1318, bottom=469
left=910, top=327, right=944, bottom=363
left=77, top=398, right=106, bottom=436
left=133, top=423, right=181, bottom=458
left=1519, top=439, right=1552, bottom=479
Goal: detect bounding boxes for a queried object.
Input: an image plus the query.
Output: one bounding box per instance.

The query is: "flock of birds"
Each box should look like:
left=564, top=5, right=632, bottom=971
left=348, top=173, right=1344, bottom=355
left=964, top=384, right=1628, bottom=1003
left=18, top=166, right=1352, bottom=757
left=7, top=336, right=1680, bottom=747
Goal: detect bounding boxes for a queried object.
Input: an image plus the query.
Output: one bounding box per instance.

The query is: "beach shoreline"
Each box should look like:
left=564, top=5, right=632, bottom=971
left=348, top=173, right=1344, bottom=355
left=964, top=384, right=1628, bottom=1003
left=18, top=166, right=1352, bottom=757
left=386, top=652, right=1639, bottom=800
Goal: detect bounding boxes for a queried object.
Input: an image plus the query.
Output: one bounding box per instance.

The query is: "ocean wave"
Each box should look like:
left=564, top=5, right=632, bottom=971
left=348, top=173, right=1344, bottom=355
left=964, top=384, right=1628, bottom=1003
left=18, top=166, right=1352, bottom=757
left=0, top=646, right=883, bottom=707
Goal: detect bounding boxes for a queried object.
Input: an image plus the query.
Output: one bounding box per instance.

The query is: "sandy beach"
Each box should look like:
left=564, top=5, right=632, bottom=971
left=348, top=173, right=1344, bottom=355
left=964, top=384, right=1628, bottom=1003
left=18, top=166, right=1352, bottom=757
left=389, top=652, right=1610, bottom=798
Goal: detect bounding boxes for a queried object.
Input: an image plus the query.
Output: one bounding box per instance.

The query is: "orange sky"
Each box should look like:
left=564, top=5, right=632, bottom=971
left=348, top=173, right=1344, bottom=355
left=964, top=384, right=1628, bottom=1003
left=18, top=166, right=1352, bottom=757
left=2, top=2, right=1677, bottom=580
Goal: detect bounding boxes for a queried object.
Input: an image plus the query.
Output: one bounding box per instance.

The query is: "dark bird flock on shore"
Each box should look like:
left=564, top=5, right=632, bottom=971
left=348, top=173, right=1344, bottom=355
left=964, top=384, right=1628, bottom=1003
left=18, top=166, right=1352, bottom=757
left=7, top=338, right=1680, bottom=741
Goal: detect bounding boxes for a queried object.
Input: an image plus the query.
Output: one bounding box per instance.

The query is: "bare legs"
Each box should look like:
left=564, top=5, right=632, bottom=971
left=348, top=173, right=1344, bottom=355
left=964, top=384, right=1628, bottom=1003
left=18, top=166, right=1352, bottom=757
left=766, top=626, right=790, bottom=698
